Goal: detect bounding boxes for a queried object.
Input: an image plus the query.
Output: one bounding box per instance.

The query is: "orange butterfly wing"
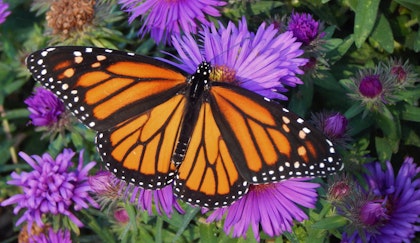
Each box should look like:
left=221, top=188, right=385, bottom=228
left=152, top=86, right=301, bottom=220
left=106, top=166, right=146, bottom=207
left=97, top=95, right=186, bottom=188
left=26, top=46, right=187, bottom=131
left=209, top=83, right=342, bottom=184
left=174, top=102, right=248, bottom=207
left=26, top=46, right=189, bottom=188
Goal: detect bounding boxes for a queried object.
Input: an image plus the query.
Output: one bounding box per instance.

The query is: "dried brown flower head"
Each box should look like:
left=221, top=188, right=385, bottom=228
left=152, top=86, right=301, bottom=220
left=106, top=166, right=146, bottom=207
left=46, top=0, right=96, bottom=36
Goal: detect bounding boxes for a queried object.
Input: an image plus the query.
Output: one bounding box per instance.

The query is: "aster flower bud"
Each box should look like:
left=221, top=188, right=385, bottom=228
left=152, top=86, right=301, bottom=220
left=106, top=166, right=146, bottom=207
left=358, top=75, right=383, bottom=98
left=384, top=58, right=418, bottom=88
left=287, top=12, right=322, bottom=46
left=328, top=179, right=351, bottom=202
left=345, top=68, right=396, bottom=113
left=114, top=208, right=130, bottom=224
left=89, top=170, right=124, bottom=208
left=311, top=112, right=350, bottom=147
left=324, top=113, right=348, bottom=140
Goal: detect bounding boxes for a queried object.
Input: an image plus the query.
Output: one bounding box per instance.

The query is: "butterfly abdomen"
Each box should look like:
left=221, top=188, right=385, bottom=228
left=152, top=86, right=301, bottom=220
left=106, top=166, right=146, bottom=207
left=172, top=62, right=212, bottom=166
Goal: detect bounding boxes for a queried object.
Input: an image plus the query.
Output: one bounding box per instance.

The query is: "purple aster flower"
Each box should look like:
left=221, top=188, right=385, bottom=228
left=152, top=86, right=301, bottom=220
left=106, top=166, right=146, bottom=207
left=287, top=12, right=322, bottom=46
left=28, top=228, right=72, bottom=243
left=1, top=149, right=98, bottom=230
left=164, top=17, right=307, bottom=100
left=24, top=87, right=66, bottom=127
left=340, top=157, right=420, bottom=243
left=0, top=0, right=10, bottom=24
left=126, top=183, right=185, bottom=216
left=206, top=178, right=319, bottom=241
left=119, top=0, right=226, bottom=44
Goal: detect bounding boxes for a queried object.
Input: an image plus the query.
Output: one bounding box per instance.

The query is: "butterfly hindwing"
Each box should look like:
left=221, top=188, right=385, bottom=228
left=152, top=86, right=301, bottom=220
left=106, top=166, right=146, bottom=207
left=209, top=83, right=342, bottom=184
left=174, top=101, right=248, bottom=208
left=26, top=46, right=188, bottom=131
left=96, top=94, right=187, bottom=188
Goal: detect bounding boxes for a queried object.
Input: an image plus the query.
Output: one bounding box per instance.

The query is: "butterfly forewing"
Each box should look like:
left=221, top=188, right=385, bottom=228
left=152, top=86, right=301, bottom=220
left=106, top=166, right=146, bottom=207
left=210, top=83, right=342, bottom=184
left=26, top=46, right=188, bottom=131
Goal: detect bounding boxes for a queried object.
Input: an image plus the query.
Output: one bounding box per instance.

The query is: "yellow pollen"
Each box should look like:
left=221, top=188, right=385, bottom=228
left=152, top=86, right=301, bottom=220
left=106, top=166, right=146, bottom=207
left=210, top=65, right=237, bottom=84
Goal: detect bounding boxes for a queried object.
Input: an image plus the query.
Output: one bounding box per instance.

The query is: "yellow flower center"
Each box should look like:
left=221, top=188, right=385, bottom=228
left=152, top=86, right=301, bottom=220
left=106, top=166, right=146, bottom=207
left=210, top=65, right=237, bottom=84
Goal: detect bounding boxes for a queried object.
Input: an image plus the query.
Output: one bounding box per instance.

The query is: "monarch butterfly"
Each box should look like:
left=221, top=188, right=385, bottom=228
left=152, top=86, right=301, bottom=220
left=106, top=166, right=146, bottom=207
left=26, top=46, right=342, bottom=208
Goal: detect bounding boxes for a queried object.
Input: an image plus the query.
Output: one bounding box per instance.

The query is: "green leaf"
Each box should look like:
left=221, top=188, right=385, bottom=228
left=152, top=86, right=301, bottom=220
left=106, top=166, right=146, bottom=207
left=0, top=108, right=29, bottom=120
left=343, top=103, right=364, bottom=119
left=172, top=207, right=200, bottom=242
left=354, top=0, right=380, bottom=48
left=326, top=35, right=354, bottom=64
left=375, top=107, right=401, bottom=141
left=313, top=70, right=343, bottom=91
left=370, top=14, right=394, bottom=53
left=199, top=223, right=218, bottom=242
left=375, top=136, right=393, bottom=161
left=401, top=105, right=420, bottom=122
left=311, top=215, right=348, bottom=230
left=414, top=30, right=420, bottom=52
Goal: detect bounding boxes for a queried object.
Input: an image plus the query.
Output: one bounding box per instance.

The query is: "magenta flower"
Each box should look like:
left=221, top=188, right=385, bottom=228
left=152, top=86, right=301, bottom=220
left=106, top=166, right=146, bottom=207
left=206, top=178, right=319, bottom=241
left=0, top=0, right=10, bottom=24
left=287, top=12, right=323, bottom=46
left=164, top=17, right=307, bottom=100
left=358, top=75, right=383, bottom=98
left=341, top=157, right=420, bottom=243
left=24, top=87, right=66, bottom=127
left=119, top=0, right=226, bottom=44
left=1, top=149, right=98, bottom=230
left=28, top=228, right=72, bottom=243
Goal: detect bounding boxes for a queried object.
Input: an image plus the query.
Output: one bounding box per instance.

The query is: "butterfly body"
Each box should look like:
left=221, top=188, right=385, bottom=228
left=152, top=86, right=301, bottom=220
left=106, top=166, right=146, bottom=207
left=26, top=46, right=342, bottom=208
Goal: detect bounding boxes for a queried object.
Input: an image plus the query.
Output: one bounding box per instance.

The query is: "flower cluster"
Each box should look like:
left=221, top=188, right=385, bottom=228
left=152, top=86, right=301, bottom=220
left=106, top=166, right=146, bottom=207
left=337, top=157, right=420, bottom=242
left=1, top=149, right=98, bottom=230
